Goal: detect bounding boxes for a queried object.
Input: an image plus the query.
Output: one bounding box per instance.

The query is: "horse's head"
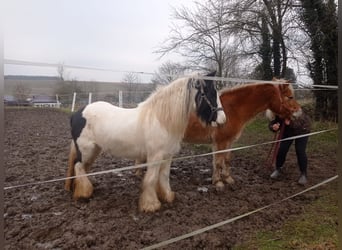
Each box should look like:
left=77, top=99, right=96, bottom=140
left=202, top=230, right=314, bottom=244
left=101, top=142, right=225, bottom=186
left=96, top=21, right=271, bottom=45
left=269, top=78, right=302, bottom=120
left=191, top=71, right=226, bottom=126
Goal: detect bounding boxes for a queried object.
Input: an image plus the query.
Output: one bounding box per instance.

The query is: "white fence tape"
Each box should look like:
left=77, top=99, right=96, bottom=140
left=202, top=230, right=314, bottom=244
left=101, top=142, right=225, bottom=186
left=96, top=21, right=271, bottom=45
left=311, top=84, right=338, bottom=89
left=4, top=128, right=337, bottom=190
left=4, top=58, right=154, bottom=76
left=142, top=175, right=338, bottom=250
left=4, top=58, right=338, bottom=89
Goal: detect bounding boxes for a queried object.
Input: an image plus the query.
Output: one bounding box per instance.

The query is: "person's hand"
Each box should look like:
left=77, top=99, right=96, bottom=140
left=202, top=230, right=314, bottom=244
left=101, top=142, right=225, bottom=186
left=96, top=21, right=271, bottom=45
left=284, top=118, right=291, bottom=125
left=272, top=122, right=280, bottom=131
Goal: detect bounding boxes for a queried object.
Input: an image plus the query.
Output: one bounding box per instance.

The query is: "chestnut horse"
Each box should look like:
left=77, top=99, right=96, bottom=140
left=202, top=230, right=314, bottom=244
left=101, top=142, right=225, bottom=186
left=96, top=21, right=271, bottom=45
left=183, top=79, right=301, bottom=191
left=64, top=72, right=226, bottom=212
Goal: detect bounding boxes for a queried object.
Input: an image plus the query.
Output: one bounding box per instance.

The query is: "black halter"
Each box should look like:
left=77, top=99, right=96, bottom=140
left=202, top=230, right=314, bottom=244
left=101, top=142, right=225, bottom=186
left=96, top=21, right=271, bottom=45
left=193, top=78, right=224, bottom=123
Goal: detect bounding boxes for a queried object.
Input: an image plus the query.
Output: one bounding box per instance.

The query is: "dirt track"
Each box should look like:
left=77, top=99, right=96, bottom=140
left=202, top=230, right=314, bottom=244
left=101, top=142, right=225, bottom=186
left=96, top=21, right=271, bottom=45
left=4, top=108, right=337, bottom=249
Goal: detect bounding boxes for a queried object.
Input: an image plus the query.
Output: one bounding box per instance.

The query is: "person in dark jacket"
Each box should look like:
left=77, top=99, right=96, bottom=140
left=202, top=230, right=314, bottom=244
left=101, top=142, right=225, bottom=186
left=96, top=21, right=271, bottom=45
left=268, top=110, right=311, bottom=185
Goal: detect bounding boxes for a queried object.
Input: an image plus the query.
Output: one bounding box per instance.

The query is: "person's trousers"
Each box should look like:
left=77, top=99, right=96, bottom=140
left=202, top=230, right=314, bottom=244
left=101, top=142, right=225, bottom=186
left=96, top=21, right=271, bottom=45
left=276, top=135, right=309, bottom=175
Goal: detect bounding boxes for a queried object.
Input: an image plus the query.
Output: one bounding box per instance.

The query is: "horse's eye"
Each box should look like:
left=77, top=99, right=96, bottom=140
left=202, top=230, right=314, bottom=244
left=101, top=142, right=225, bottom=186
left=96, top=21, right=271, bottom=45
left=288, top=96, right=293, bottom=99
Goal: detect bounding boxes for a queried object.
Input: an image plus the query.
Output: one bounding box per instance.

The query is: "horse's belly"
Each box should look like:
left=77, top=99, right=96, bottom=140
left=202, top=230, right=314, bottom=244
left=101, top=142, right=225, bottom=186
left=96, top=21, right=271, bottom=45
left=113, top=145, right=142, bottom=159
left=99, top=135, right=145, bottom=160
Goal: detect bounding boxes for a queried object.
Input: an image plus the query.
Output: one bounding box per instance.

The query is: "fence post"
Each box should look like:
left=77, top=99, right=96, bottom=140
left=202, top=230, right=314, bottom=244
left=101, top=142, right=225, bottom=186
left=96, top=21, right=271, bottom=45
left=71, top=92, right=77, bottom=112
left=119, top=91, right=123, bottom=107
left=88, top=92, right=92, bottom=104
left=55, top=94, right=61, bottom=108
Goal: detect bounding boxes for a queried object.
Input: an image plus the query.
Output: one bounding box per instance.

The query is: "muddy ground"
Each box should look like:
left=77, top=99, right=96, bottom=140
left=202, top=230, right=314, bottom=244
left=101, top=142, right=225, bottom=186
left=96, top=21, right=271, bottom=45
left=4, top=108, right=337, bottom=249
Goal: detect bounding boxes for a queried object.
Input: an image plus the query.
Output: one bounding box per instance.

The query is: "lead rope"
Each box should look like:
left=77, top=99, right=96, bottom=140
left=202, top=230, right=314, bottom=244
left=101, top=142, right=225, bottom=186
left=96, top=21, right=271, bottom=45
left=265, top=123, right=285, bottom=169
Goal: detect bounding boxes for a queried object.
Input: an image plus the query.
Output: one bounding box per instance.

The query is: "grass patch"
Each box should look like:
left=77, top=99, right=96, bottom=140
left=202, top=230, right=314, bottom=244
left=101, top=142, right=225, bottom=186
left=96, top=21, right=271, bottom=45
left=307, top=122, right=337, bottom=154
left=234, top=182, right=338, bottom=250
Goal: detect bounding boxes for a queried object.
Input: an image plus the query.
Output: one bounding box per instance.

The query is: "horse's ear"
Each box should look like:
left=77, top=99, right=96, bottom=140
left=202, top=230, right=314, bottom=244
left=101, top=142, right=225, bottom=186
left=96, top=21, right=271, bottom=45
left=282, top=83, right=290, bottom=87
left=206, top=71, right=216, bottom=77
left=278, top=82, right=290, bottom=93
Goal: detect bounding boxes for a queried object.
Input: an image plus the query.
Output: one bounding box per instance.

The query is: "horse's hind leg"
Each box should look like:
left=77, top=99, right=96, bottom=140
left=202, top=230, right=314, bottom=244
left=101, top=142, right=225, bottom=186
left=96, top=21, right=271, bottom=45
left=73, top=162, right=93, bottom=199
left=73, top=143, right=101, bottom=200
left=157, top=158, right=175, bottom=203
left=65, top=140, right=77, bottom=192
left=83, top=145, right=101, bottom=172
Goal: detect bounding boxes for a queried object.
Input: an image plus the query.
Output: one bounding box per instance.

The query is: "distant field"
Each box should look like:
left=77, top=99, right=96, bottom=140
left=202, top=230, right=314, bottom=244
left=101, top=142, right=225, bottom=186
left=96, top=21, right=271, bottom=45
left=4, top=76, right=155, bottom=96
left=4, top=75, right=315, bottom=109
left=5, top=76, right=156, bottom=109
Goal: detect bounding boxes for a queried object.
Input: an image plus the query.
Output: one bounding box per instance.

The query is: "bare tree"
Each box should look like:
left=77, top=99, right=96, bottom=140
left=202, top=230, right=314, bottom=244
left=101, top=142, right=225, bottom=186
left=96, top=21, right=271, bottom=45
left=122, top=72, right=141, bottom=103
left=55, top=77, right=82, bottom=106
left=155, top=0, right=241, bottom=77
left=13, top=82, right=31, bottom=104
left=151, top=61, right=189, bottom=85
left=122, top=72, right=141, bottom=85
left=157, top=0, right=306, bottom=80
left=57, top=63, right=66, bottom=82
left=227, top=0, right=301, bottom=78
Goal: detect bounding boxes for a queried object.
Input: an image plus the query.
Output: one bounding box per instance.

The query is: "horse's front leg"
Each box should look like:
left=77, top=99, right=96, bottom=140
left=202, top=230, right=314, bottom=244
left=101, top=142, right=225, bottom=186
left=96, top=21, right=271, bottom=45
left=212, top=152, right=226, bottom=191
left=222, top=151, right=235, bottom=185
left=65, top=141, right=76, bottom=192
left=72, top=144, right=101, bottom=199
left=157, top=158, right=175, bottom=203
left=139, top=154, right=162, bottom=213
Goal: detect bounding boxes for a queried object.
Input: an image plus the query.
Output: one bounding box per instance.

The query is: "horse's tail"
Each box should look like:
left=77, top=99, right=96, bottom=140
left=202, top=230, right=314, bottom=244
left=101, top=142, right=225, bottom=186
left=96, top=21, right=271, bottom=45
left=65, top=140, right=76, bottom=191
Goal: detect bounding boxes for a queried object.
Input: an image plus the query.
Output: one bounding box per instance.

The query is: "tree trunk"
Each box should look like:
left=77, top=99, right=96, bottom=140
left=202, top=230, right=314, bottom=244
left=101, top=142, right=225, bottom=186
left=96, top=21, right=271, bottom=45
left=300, top=0, right=338, bottom=120
left=259, top=15, right=273, bottom=80
left=272, top=29, right=281, bottom=78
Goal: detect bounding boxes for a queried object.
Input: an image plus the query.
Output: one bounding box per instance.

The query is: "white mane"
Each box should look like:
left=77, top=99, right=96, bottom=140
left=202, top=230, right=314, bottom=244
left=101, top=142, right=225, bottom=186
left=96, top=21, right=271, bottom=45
left=138, top=76, right=194, bottom=136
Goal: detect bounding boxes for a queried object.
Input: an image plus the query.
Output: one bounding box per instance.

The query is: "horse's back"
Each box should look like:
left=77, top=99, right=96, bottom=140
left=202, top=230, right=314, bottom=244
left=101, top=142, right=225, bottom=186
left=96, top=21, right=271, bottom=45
left=72, top=101, right=145, bottom=157
left=82, top=101, right=139, bottom=122
left=84, top=101, right=123, bottom=114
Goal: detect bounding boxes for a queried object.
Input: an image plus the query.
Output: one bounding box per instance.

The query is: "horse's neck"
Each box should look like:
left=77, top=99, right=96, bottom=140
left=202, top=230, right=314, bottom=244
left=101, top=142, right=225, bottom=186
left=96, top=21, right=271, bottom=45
left=222, top=84, right=273, bottom=121
left=139, top=79, right=192, bottom=136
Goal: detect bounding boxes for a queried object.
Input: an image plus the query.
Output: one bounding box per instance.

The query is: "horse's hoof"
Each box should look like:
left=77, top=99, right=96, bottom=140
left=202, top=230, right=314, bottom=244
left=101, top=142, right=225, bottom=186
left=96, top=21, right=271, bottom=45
left=64, top=181, right=72, bottom=192
left=139, top=200, right=161, bottom=213
left=73, top=188, right=93, bottom=200
left=163, top=191, right=175, bottom=203
left=215, top=181, right=225, bottom=192
left=224, top=176, right=235, bottom=185
left=157, top=187, right=175, bottom=203
left=73, top=178, right=93, bottom=200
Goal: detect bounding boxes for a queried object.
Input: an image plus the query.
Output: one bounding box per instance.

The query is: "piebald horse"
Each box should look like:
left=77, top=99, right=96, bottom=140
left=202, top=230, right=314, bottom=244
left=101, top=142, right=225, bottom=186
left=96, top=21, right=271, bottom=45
left=64, top=72, right=226, bottom=212
left=183, top=79, right=301, bottom=190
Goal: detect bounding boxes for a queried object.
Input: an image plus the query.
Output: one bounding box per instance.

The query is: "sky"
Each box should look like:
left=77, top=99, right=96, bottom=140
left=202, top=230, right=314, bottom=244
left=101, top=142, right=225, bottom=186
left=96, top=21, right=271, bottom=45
left=3, top=0, right=193, bottom=83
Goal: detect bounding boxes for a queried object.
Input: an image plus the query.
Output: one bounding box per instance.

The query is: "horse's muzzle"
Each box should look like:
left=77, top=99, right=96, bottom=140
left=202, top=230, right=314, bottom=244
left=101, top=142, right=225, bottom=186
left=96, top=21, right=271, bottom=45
left=292, top=108, right=302, bottom=118
left=214, top=108, right=226, bottom=126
